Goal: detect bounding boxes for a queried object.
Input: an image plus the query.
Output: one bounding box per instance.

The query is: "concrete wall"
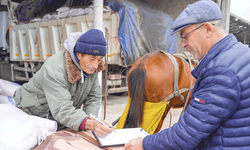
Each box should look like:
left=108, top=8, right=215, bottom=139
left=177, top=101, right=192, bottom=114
left=145, top=0, right=198, bottom=21
left=144, top=0, right=230, bottom=53
left=144, top=0, right=198, bottom=53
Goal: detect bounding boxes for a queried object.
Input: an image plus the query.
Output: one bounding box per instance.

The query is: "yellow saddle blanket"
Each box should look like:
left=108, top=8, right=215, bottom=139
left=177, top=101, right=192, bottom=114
left=116, top=96, right=169, bottom=134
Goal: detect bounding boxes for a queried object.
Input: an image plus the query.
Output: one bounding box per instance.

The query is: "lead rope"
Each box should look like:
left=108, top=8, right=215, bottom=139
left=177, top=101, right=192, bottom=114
left=179, top=52, right=194, bottom=117
left=169, top=110, right=172, bottom=128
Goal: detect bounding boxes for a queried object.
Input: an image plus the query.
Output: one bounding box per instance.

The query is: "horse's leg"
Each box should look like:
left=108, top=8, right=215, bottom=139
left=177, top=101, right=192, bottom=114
left=154, top=104, right=171, bottom=133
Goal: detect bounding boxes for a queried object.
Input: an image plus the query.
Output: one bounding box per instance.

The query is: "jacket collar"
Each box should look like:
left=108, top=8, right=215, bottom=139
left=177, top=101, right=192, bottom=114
left=192, top=34, right=238, bottom=78
left=65, top=50, right=81, bottom=84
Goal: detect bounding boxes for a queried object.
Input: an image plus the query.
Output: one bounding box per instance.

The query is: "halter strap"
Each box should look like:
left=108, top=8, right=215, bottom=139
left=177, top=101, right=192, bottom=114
left=158, top=50, right=196, bottom=117
left=159, top=51, right=197, bottom=124
left=159, top=50, right=184, bottom=102
left=176, top=52, right=194, bottom=116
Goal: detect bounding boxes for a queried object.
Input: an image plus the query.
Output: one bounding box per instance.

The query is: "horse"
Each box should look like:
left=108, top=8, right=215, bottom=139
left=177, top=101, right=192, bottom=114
left=118, top=50, right=198, bottom=134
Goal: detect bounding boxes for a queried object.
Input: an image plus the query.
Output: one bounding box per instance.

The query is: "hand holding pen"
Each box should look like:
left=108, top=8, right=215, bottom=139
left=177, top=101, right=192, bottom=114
left=90, top=114, right=115, bottom=137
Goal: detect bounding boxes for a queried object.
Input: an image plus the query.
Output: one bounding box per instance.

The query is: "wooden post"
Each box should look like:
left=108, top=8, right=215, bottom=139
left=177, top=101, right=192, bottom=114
left=216, top=0, right=221, bottom=8
left=217, top=0, right=231, bottom=34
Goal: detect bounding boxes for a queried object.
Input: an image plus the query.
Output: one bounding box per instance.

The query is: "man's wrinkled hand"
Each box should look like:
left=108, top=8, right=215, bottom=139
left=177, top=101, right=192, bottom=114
left=93, top=119, right=114, bottom=137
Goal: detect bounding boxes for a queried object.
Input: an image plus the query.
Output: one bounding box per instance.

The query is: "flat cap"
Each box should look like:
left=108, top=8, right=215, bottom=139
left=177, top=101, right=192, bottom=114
left=171, top=0, right=223, bottom=35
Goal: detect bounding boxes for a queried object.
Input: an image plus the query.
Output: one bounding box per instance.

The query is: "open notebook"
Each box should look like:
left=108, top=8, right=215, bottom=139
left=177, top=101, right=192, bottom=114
left=92, top=128, right=150, bottom=147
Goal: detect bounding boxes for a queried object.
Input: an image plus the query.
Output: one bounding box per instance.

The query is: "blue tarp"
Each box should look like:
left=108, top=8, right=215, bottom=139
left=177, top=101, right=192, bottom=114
left=107, top=0, right=177, bottom=66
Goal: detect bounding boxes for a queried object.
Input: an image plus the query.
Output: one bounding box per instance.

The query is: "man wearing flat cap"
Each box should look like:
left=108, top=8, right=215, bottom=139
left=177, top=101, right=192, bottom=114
left=125, top=0, right=250, bottom=149
left=14, top=29, right=114, bottom=137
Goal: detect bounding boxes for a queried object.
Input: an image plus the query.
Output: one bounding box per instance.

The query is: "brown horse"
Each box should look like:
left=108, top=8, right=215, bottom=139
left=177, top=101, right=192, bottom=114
left=123, top=50, right=198, bottom=133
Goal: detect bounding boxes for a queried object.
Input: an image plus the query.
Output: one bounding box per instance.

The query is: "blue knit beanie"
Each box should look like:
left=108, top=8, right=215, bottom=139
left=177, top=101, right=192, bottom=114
left=74, top=29, right=107, bottom=56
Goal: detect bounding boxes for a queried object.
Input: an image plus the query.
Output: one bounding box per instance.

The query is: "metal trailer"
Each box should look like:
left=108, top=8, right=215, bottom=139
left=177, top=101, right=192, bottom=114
left=0, top=0, right=129, bottom=95
left=10, top=11, right=125, bottom=94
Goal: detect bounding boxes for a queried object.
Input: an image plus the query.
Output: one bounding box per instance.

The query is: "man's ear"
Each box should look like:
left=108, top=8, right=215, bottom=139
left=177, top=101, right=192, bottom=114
left=204, top=22, right=213, bottom=37
left=76, top=52, right=82, bottom=60
left=95, top=59, right=105, bottom=72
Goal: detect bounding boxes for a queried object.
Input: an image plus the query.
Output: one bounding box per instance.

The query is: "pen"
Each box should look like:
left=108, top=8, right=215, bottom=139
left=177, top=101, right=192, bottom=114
left=90, top=114, right=114, bottom=130
left=90, top=114, right=116, bottom=133
left=90, top=114, right=110, bottom=127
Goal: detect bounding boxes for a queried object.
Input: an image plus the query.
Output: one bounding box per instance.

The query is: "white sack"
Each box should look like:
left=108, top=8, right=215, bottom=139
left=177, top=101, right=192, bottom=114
left=0, top=79, right=20, bottom=97
left=56, top=6, right=70, bottom=14
left=0, top=95, right=16, bottom=106
left=0, top=104, right=57, bottom=150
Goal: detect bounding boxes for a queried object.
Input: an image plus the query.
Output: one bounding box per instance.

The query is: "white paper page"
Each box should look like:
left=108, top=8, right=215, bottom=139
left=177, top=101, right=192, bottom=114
left=97, top=128, right=149, bottom=146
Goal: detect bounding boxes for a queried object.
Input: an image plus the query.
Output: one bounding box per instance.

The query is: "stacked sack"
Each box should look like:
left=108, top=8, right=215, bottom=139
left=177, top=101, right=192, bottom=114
left=0, top=79, right=57, bottom=149
left=0, top=79, right=20, bottom=106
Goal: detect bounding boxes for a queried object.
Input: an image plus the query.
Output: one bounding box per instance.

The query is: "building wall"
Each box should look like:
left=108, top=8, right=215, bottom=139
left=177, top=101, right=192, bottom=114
left=144, top=0, right=230, bottom=53
left=145, top=0, right=198, bottom=21
left=144, top=0, right=198, bottom=52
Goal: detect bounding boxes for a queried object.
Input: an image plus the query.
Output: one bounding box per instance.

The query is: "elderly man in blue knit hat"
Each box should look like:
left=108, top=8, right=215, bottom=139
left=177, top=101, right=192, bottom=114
left=14, top=29, right=114, bottom=137
left=125, top=0, right=250, bottom=149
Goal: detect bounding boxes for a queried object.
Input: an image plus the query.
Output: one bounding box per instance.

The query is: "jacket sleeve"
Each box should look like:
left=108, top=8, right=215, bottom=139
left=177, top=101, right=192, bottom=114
left=82, top=75, right=102, bottom=118
left=142, top=67, right=241, bottom=150
left=42, top=66, right=86, bottom=131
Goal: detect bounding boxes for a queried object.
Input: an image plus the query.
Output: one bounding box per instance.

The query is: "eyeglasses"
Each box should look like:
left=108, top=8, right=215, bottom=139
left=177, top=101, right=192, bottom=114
left=180, top=24, right=204, bottom=43
left=180, top=23, right=215, bottom=43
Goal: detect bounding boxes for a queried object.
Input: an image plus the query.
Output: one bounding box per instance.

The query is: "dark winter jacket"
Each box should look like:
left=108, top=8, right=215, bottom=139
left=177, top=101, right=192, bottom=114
left=143, top=34, right=250, bottom=149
